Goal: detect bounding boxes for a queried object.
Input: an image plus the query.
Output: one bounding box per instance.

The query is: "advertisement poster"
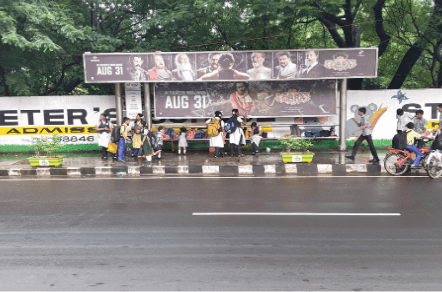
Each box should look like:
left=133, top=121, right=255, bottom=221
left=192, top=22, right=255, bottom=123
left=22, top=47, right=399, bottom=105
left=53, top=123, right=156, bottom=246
left=154, top=80, right=337, bottom=118
left=84, top=48, right=378, bottom=83
left=125, top=82, right=142, bottom=120
left=0, top=95, right=115, bottom=146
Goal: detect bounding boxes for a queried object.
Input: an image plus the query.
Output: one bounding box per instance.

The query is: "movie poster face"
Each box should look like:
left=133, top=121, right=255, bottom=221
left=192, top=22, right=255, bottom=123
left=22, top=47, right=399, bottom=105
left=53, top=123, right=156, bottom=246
left=84, top=48, right=377, bottom=83
left=154, top=80, right=337, bottom=118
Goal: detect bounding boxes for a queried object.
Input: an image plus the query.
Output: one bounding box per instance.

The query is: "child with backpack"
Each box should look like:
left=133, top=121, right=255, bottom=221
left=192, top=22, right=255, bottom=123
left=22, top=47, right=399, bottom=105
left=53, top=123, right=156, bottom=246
left=141, top=123, right=154, bottom=162
left=206, top=111, right=225, bottom=158
left=249, top=122, right=262, bottom=155
left=118, top=117, right=130, bottom=161
left=178, top=127, right=188, bottom=155
left=131, top=126, right=143, bottom=157
left=155, top=126, right=165, bottom=158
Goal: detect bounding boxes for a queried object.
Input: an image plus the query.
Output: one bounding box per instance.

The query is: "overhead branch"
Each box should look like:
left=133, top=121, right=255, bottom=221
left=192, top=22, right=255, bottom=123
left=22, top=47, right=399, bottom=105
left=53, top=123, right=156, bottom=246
left=318, top=17, right=346, bottom=47
left=40, top=59, right=81, bottom=96
left=373, top=0, right=390, bottom=57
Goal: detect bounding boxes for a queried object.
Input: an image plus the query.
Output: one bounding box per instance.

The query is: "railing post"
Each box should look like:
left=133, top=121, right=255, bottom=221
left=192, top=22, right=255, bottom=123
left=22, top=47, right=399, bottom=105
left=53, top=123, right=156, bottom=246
left=114, top=83, right=123, bottom=126
left=144, top=83, right=152, bottom=129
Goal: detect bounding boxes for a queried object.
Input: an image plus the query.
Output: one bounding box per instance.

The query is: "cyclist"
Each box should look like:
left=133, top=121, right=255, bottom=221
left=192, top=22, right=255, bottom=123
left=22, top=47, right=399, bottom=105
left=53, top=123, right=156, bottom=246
left=405, top=122, right=427, bottom=169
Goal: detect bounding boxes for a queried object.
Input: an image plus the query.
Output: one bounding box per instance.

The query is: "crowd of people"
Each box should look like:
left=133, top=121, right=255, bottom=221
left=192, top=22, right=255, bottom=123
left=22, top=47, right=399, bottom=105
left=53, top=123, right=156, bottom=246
left=97, top=104, right=442, bottom=164
left=346, top=104, right=442, bottom=166
left=96, top=110, right=262, bottom=161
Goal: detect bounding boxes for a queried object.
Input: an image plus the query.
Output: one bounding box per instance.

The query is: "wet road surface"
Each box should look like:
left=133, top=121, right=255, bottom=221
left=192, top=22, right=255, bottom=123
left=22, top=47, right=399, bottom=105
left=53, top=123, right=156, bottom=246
left=0, top=176, right=441, bottom=290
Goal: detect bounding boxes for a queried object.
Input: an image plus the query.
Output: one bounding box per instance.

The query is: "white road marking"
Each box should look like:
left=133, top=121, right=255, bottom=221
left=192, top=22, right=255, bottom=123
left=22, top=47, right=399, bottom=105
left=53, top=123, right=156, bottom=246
left=0, top=175, right=432, bottom=181
left=192, top=212, right=401, bottom=216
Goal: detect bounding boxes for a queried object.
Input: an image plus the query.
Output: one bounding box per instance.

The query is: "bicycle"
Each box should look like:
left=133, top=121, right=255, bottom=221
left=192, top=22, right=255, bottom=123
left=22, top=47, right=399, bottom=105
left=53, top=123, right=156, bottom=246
left=425, top=149, right=442, bottom=179
left=384, top=142, right=430, bottom=176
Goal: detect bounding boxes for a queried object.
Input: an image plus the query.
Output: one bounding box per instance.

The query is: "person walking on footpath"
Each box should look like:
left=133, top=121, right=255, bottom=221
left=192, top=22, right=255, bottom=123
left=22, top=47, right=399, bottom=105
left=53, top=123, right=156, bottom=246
left=229, top=109, right=247, bottom=157
left=178, top=127, right=188, bottom=155
left=96, top=113, right=111, bottom=159
left=118, top=117, right=130, bottom=161
left=346, top=107, right=380, bottom=164
left=206, top=111, right=225, bottom=158
left=249, top=122, right=262, bottom=155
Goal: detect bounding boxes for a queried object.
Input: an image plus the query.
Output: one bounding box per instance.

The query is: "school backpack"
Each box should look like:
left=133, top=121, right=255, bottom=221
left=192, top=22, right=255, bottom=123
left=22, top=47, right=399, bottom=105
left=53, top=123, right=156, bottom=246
left=208, top=118, right=221, bottom=137
left=151, top=134, right=159, bottom=150
left=111, top=125, right=121, bottom=143
left=432, top=131, right=442, bottom=150
left=392, top=131, right=407, bottom=150
left=224, top=117, right=237, bottom=134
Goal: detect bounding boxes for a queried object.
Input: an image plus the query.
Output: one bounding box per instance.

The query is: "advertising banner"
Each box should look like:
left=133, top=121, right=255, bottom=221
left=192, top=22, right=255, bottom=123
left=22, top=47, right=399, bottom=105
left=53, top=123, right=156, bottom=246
left=125, top=82, right=142, bottom=120
left=154, top=80, right=337, bottom=118
left=83, top=47, right=378, bottom=83
left=0, top=95, right=115, bottom=146
left=346, top=89, right=442, bottom=141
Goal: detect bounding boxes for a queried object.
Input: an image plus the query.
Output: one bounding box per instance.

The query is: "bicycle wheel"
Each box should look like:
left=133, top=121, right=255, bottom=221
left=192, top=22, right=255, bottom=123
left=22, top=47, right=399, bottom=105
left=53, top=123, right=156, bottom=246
left=384, top=153, right=409, bottom=176
left=421, top=152, right=429, bottom=169
left=426, top=154, right=442, bottom=179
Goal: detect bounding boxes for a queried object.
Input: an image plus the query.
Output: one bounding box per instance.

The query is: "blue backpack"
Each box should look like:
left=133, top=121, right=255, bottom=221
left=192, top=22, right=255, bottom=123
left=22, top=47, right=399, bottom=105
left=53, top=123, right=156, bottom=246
left=224, top=117, right=237, bottom=134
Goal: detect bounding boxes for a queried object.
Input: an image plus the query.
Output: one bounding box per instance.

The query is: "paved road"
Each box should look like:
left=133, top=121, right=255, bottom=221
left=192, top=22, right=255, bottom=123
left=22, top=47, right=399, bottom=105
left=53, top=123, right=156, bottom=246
left=0, top=176, right=441, bottom=290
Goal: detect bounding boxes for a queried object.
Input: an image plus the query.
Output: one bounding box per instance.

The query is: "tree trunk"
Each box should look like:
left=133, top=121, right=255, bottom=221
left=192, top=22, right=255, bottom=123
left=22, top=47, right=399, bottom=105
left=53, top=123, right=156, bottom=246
left=387, top=44, right=423, bottom=89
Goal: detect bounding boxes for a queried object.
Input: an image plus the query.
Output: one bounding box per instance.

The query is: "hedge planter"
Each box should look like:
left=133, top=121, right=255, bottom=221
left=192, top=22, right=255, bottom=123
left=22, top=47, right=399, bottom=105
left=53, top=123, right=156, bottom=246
left=280, top=152, right=315, bottom=163
left=28, top=157, right=64, bottom=167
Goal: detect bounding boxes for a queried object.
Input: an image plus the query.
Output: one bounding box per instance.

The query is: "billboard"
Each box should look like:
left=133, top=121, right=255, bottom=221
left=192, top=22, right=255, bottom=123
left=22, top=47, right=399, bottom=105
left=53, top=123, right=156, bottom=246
left=0, top=95, right=115, bottom=146
left=154, top=80, right=337, bottom=118
left=83, top=48, right=378, bottom=83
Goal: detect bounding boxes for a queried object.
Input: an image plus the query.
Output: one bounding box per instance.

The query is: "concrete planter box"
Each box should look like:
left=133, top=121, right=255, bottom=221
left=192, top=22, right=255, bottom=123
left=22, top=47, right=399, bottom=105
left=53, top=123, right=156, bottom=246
left=28, top=157, right=64, bottom=167
left=280, top=152, right=315, bottom=163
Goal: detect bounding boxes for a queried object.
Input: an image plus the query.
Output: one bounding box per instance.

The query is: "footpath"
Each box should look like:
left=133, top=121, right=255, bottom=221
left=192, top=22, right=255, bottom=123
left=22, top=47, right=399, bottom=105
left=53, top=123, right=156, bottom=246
left=0, top=148, right=419, bottom=177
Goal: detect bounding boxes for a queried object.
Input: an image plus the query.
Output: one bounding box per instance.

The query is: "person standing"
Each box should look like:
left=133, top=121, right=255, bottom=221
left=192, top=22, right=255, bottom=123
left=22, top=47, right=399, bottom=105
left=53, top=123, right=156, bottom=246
left=155, top=126, right=165, bottom=159
left=141, top=123, right=154, bottom=161
left=178, top=127, right=188, bottom=155
left=435, top=104, right=442, bottom=134
left=346, top=107, right=380, bottom=164
left=413, top=109, right=427, bottom=148
left=249, top=122, right=262, bottom=155
left=96, top=113, right=111, bottom=159
left=131, top=127, right=143, bottom=157
left=229, top=109, right=247, bottom=157
left=118, top=117, right=130, bottom=161
left=205, top=111, right=225, bottom=158
left=396, top=108, right=413, bottom=133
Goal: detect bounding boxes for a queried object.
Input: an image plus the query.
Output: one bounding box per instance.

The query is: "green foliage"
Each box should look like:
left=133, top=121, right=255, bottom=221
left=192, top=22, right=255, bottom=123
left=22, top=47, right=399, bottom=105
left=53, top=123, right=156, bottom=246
left=1, top=0, right=442, bottom=96
left=278, top=135, right=314, bottom=153
left=31, top=134, right=64, bottom=157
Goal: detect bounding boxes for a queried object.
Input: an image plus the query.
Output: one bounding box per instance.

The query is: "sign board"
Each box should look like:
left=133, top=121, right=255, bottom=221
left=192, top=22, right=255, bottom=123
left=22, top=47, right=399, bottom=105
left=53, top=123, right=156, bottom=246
left=154, top=80, right=337, bottom=118
left=83, top=48, right=378, bottom=83
left=125, top=82, right=142, bottom=120
left=0, top=95, right=115, bottom=146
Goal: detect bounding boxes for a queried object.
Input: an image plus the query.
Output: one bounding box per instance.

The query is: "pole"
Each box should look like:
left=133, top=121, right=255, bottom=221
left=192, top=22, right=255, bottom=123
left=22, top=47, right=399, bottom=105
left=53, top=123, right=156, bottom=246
left=144, top=83, right=152, bottom=129
left=114, top=83, right=122, bottom=126
left=339, top=79, right=347, bottom=151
